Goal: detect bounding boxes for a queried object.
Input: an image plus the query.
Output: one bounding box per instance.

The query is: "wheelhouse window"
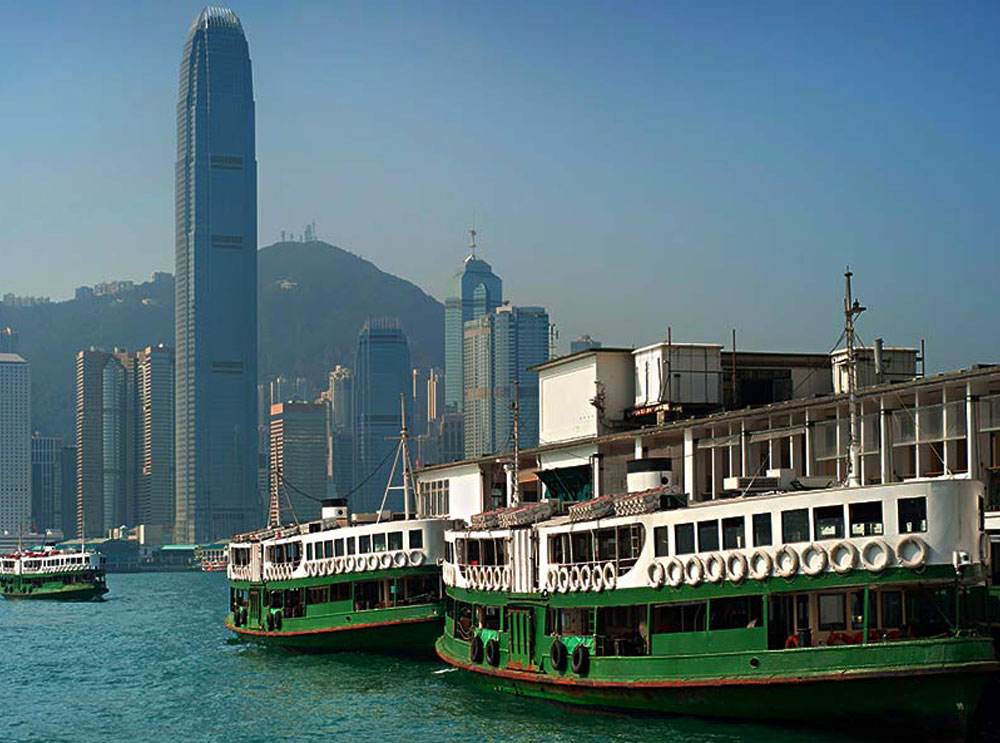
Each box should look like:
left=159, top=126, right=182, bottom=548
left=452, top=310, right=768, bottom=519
left=359, top=535, right=371, bottom=553
left=781, top=509, right=810, bottom=543
left=409, top=529, right=423, bottom=549
left=898, top=497, right=927, bottom=533
left=373, top=533, right=386, bottom=552
left=818, top=594, right=847, bottom=631
left=813, top=505, right=844, bottom=540
left=334, top=539, right=345, bottom=557
left=654, top=526, right=669, bottom=557
left=849, top=501, right=883, bottom=537
left=650, top=602, right=706, bottom=634
left=675, top=524, right=695, bottom=555
left=388, top=531, right=403, bottom=551
left=753, top=513, right=772, bottom=546
left=345, top=537, right=355, bottom=555
left=722, top=517, right=745, bottom=550
left=697, top=520, right=719, bottom=552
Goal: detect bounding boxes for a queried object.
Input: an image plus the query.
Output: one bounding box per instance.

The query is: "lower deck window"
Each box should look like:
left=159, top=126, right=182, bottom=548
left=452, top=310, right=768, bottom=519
left=898, top=497, right=927, bottom=533
left=710, top=596, right=763, bottom=630
left=782, top=509, right=810, bottom=543
left=549, top=607, right=593, bottom=636
left=651, top=602, right=706, bottom=634
left=813, top=505, right=844, bottom=540
left=675, top=524, right=695, bottom=555
left=476, top=604, right=501, bottom=630
left=818, top=594, right=846, bottom=631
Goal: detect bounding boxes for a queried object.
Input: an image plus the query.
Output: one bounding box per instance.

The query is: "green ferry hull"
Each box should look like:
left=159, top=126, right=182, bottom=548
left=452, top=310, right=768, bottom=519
left=436, top=636, right=996, bottom=735
left=3, top=583, right=108, bottom=601
left=227, top=615, right=443, bottom=654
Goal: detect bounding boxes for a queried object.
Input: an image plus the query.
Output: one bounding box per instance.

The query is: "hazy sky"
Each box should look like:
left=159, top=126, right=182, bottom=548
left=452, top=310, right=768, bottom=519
left=1, top=1, right=997, bottom=369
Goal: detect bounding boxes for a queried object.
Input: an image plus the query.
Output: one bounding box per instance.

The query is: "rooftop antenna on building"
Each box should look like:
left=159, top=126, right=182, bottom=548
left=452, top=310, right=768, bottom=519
left=844, top=267, right=866, bottom=488
left=468, top=222, right=478, bottom=259
left=376, top=395, right=414, bottom=523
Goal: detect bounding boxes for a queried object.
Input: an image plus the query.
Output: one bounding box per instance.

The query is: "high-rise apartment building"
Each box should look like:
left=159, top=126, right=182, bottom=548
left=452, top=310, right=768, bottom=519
left=444, top=238, right=502, bottom=414
left=269, top=402, right=327, bottom=524
left=137, top=345, right=175, bottom=532
left=175, top=6, right=258, bottom=542
left=463, top=305, right=549, bottom=458
left=353, top=320, right=410, bottom=514
left=31, top=434, right=62, bottom=532
left=0, top=353, right=30, bottom=534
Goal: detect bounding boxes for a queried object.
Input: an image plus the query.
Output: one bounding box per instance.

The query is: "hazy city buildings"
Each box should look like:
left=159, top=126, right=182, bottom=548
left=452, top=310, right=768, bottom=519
left=0, top=353, right=30, bottom=534
left=269, top=402, right=327, bottom=523
left=570, top=334, right=602, bottom=354
left=353, top=319, right=411, bottom=513
left=463, top=305, right=549, bottom=458
left=444, top=243, right=502, bottom=414
left=328, top=366, right=355, bottom=499
left=31, top=434, right=62, bottom=532
left=60, top=445, right=77, bottom=538
left=175, top=6, right=259, bottom=542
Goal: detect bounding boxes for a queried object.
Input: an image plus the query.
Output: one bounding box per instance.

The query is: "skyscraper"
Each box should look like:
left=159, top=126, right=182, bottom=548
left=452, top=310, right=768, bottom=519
left=175, top=7, right=258, bottom=542
left=444, top=234, right=502, bottom=413
left=328, top=366, right=355, bottom=499
left=60, top=445, right=77, bottom=538
left=269, top=402, right=327, bottom=524
left=137, top=345, right=175, bottom=533
left=353, top=319, right=411, bottom=514
left=31, top=435, right=62, bottom=532
left=0, top=353, right=30, bottom=534
left=463, top=305, right=550, bottom=458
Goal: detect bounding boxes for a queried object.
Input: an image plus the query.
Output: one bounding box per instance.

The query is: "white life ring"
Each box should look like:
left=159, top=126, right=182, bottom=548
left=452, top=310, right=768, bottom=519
left=379, top=553, right=393, bottom=570
left=579, top=564, right=593, bottom=591
left=665, top=557, right=684, bottom=587
left=725, top=552, right=748, bottom=584
left=502, top=565, right=512, bottom=590
left=647, top=561, right=666, bottom=588
left=558, top=566, right=571, bottom=593
left=546, top=567, right=559, bottom=592
left=472, top=565, right=483, bottom=590
left=409, top=550, right=426, bottom=566
left=861, top=539, right=892, bottom=572
left=393, top=551, right=407, bottom=568
left=306, top=562, right=314, bottom=577
left=897, top=535, right=928, bottom=569
left=829, top=541, right=858, bottom=574
left=345, top=555, right=356, bottom=572
left=590, top=564, right=604, bottom=592
left=684, top=555, right=704, bottom=586
left=800, top=543, right=828, bottom=576
left=775, top=546, right=800, bottom=578
left=367, top=554, right=379, bottom=571
left=602, top=562, right=617, bottom=590
left=704, top=553, right=725, bottom=584
left=569, top=566, right=582, bottom=592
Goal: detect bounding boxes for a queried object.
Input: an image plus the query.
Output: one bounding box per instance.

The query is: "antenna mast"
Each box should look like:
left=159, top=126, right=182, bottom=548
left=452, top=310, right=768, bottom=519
left=511, top=380, right=521, bottom=507
left=376, top=395, right=414, bottom=523
left=844, top=267, right=866, bottom=488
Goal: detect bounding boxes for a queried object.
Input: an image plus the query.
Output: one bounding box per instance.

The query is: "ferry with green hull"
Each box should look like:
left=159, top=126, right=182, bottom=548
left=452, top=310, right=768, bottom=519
left=435, top=477, right=998, bottom=734
left=225, top=499, right=451, bottom=654
left=0, top=548, right=108, bottom=601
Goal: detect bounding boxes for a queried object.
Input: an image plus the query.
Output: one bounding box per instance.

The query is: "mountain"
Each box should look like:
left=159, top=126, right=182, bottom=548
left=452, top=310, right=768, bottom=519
left=0, top=240, right=444, bottom=442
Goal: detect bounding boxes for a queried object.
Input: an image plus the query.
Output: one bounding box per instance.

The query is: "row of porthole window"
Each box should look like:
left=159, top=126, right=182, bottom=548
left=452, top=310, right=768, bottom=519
left=652, top=497, right=928, bottom=558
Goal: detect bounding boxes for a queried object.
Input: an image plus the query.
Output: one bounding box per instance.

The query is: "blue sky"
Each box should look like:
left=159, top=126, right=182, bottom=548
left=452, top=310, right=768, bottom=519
left=0, top=1, right=997, bottom=368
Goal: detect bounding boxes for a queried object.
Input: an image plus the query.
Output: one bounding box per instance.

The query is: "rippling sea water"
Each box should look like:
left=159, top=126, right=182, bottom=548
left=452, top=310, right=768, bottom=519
left=0, top=572, right=929, bottom=743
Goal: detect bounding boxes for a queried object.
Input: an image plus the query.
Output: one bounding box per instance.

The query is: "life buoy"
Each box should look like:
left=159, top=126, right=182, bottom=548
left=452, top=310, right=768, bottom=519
left=896, top=535, right=927, bottom=569
left=502, top=566, right=512, bottom=591
left=558, top=566, right=571, bottom=594
left=409, top=550, right=426, bottom=566
left=784, top=634, right=799, bottom=650
left=602, top=562, right=617, bottom=590
left=829, top=541, right=858, bottom=574
left=725, top=552, right=748, bottom=584
left=665, top=557, right=684, bottom=587
left=579, top=564, right=593, bottom=591
left=861, top=539, right=892, bottom=572
left=379, top=553, right=393, bottom=569
left=647, top=561, right=666, bottom=588
left=467, top=565, right=478, bottom=590
left=800, top=544, right=828, bottom=576
left=570, top=566, right=584, bottom=592
left=470, top=636, right=484, bottom=664
left=545, top=567, right=559, bottom=592
left=366, top=554, right=379, bottom=572
left=393, top=551, right=407, bottom=568
left=345, top=556, right=356, bottom=572
left=485, top=567, right=496, bottom=591
left=704, top=553, right=725, bottom=583
left=775, top=546, right=800, bottom=578
left=550, top=639, right=568, bottom=672
left=485, top=638, right=500, bottom=667
left=590, top=565, right=603, bottom=592
left=571, top=644, right=590, bottom=676
left=684, top=556, right=704, bottom=586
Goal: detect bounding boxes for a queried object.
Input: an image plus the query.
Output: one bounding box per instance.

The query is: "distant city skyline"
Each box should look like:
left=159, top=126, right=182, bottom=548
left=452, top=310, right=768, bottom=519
left=0, top=1, right=998, bottom=373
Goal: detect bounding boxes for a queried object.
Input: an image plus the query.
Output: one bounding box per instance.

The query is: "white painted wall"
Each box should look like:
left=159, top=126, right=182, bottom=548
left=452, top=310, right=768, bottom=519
left=633, top=343, right=722, bottom=407
left=415, top=463, right=484, bottom=524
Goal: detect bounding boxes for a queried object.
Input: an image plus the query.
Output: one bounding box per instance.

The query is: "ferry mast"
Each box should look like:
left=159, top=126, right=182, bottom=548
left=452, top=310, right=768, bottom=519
left=844, top=267, right=865, bottom=488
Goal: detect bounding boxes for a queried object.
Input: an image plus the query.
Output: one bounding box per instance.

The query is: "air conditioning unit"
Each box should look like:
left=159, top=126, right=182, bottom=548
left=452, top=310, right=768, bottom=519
left=722, top=476, right=780, bottom=494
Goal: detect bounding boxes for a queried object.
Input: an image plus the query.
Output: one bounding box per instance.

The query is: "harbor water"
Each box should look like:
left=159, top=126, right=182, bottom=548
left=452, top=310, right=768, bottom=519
left=0, top=572, right=955, bottom=743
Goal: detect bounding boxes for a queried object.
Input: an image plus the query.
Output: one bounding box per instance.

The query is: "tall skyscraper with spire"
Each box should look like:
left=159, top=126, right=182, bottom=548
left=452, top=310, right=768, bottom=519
left=444, top=229, right=503, bottom=413
left=174, top=7, right=258, bottom=542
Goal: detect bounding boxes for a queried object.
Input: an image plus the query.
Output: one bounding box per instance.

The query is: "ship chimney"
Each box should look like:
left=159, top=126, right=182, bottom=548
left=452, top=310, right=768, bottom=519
left=321, top=498, right=348, bottom=526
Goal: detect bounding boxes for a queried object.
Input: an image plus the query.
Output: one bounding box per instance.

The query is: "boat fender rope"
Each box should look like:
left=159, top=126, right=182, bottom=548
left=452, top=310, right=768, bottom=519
left=800, top=543, right=828, bottom=576
left=897, top=535, right=928, bottom=569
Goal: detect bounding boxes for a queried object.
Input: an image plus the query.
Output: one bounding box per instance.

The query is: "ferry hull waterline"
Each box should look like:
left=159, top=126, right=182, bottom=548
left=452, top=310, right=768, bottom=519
left=0, top=549, right=108, bottom=601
